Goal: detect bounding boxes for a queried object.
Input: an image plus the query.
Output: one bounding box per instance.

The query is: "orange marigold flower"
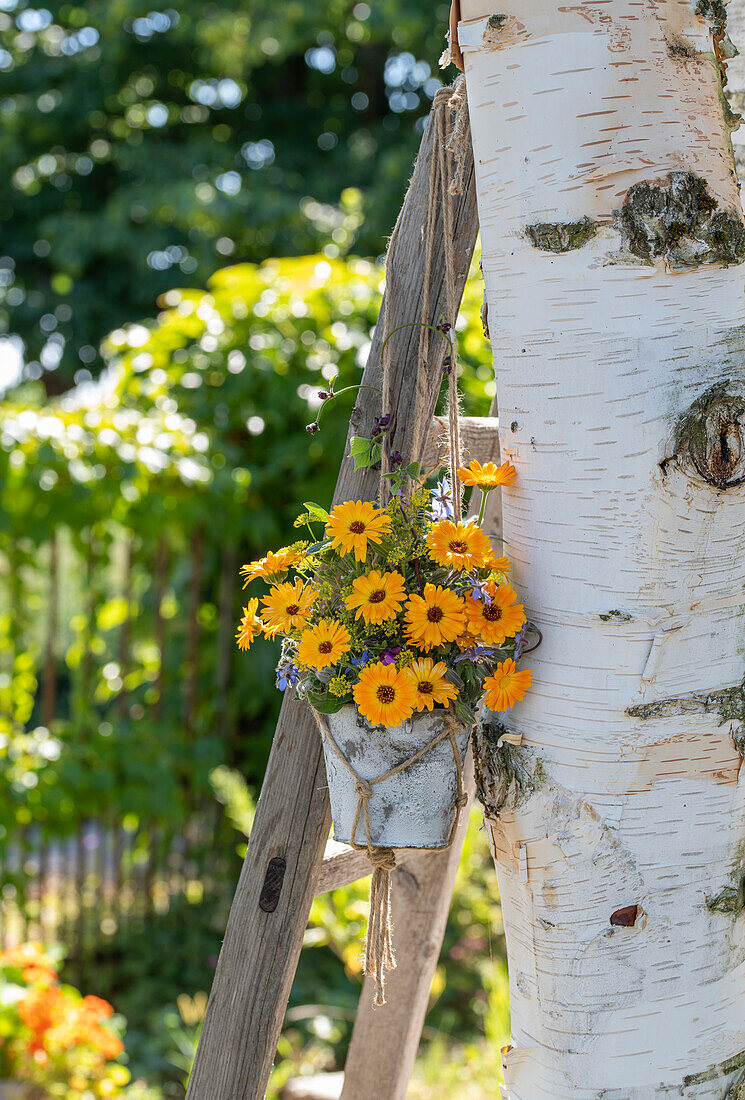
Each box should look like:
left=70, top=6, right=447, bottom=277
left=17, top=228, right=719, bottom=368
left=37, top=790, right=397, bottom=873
left=353, top=661, right=418, bottom=727
left=297, top=618, right=351, bottom=670
left=261, top=579, right=316, bottom=637
left=344, top=569, right=407, bottom=625
left=426, top=520, right=492, bottom=571
left=240, top=547, right=305, bottom=587
left=236, top=598, right=264, bottom=651
left=405, top=658, right=459, bottom=712
left=325, top=500, right=391, bottom=562
left=457, top=459, right=517, bottom=490
left=0, top=942, right=57, bottom=986
left=484, top=658, right=533, bottom=711
left=404, top=584, right=465, bottom=651
left=464, top=584, right=526, bottom=646
left=482, top=551, right=512, bottom=575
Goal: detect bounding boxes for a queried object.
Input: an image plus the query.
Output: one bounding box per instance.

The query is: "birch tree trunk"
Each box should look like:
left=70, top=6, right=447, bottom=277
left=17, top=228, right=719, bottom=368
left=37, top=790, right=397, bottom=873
left=459, top=0, right=745, bottom=1095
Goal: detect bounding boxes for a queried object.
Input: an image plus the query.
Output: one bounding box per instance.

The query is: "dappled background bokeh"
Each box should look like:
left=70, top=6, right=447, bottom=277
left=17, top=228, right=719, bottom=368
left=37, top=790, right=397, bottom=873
left=0, top=2, right=510, bottom=1097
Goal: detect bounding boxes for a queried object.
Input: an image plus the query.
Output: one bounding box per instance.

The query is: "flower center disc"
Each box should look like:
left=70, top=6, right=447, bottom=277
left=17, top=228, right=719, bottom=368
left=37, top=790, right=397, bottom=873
left=427, top=607, right=444, bottom=623
left=286, top=604, right=300, bottom=615
left=483, top=605, right=503, bottom=621
left=376, top=685, right=396, bottom=703
left=349, top=521, right=366, bottom=534
left=318, top=641, right=333, bottom=653
left=449, top=540, right=468, bottom=554
left=369, top=589, right=386, bottom=603
left=418, top=681, right=433, bottom=694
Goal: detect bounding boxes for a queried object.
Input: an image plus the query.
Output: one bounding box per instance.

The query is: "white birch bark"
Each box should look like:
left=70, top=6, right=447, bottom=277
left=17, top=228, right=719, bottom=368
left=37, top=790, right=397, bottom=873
left=459, top=0, right=745, bottom=1095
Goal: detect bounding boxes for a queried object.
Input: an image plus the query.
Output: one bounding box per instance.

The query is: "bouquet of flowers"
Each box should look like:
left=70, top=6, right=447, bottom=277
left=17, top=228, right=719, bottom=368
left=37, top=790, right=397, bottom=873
left=237, top=455, right=533, bottom=729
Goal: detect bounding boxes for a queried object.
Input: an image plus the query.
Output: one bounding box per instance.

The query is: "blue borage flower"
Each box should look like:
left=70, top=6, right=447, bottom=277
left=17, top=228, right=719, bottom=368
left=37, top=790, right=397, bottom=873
left=429, top=476, right=454, bottom=521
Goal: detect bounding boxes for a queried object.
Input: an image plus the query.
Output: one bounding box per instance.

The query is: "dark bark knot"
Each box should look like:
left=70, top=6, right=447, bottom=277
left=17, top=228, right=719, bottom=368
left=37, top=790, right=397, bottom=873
left=610, top=904, right=639, bottom=927
left=615, top=173, right=745, bottom=269
left=672, top=381, right=745, bottom=489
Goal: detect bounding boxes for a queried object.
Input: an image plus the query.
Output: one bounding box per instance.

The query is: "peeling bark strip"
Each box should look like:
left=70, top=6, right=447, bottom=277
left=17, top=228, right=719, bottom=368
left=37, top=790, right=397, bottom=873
left=460, top=0, right=745, bottom=1091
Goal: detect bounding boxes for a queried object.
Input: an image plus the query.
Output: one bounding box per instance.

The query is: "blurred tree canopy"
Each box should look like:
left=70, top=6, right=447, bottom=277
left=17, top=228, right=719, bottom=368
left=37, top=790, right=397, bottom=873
left=0, top=0, right=455, bottom=390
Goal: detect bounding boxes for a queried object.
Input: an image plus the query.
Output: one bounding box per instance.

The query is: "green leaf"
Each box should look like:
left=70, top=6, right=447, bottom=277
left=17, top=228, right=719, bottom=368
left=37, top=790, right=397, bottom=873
left=453, top=698, right=476, bottom=727
left=405, top=462, right=420, bottom=478
left=349, top=436, right=381, bottom=470
left=303, top=501, right=330, bottom=523
left=306, top=689, right=349, bottom=714
left=305, top=538, right=332, bottom=554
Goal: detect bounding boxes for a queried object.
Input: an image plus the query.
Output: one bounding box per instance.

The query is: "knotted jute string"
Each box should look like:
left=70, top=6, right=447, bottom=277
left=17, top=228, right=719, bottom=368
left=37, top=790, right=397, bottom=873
left=312, top=708, right=468, bottom=1006
left=379, top=76, right=469, bottom=509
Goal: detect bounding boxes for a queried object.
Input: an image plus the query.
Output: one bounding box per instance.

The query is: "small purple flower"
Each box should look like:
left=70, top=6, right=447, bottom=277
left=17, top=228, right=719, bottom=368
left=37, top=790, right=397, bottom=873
left=306, top=422, right=320, bottom=434
left=436, top=320, right=452, bottom=335
left=390, top=450, right=403, bottom=467
left=429, top=477, right=454, bottom=521
left=467, top=573, right=493, bottom=604
left=317, top=390, right=332, bottom=400
left=380, top=646, right=402, bottom=665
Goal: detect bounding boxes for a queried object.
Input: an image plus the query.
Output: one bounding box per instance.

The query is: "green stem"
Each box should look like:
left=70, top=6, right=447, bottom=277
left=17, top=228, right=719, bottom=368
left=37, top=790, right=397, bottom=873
left=314, top=383, right=381, bottom=427
left=476, top=490, right=488, bottom=527
left=380, top=320, right=455, bottom=359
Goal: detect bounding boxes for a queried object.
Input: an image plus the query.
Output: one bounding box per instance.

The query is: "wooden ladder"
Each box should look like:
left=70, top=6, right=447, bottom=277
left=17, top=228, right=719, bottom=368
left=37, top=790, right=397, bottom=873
left=186, top=86, right=499, bottom=1100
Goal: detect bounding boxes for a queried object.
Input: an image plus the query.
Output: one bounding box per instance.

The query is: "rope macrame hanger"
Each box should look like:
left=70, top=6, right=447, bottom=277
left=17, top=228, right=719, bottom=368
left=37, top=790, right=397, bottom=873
left=314, top=78, right=471, bottom=1008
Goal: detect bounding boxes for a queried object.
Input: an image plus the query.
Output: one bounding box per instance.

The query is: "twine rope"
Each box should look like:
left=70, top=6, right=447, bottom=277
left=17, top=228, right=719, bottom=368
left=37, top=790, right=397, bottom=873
left=379, top=76, right=469, bottom=508
left=312, top=708, right=468, bottom=1006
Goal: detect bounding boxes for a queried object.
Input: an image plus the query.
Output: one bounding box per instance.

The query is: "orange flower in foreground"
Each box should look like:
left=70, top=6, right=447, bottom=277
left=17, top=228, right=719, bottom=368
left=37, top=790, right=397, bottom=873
left=457, top=459, right=517, bottom=490
left=297, top=618, right=351, bottom=670
left=404, top=584, right=465, bottom=651
left=426, top=520, right=492, bottom=572
left=405, top=658, right=459, bottom=712
left=240, top=546, right=304, bottom=586
left=483, top=658, right=533, bottom=712
left=353, top=661, right=418, bottom=727
left=344, top=569, right=407, bottom=624
left=236, top=598, right=264, bottom=651
left=261, top=579, right=316, bottom=637
left=464, top=584, right=526, bottom=646
left=325, top=500, right=391, bottom=562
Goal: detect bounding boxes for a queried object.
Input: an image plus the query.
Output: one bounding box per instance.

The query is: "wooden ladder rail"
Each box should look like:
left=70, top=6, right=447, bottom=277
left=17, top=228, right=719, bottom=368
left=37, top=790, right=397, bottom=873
left=185, top=86, right=479, bottom=1100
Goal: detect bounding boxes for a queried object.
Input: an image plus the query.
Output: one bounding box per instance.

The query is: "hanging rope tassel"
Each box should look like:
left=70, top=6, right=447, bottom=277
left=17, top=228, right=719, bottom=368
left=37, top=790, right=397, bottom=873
left=365, top=844, right=397, bottom=1006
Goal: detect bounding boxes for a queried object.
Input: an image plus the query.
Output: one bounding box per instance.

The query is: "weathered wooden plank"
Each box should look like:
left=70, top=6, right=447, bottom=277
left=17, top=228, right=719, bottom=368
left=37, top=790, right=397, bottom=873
left=186, top=84, right=478, bottom=1100
left=339, top=753, right=475, bottom=1100
left=313, top=840, right=371, bottom=896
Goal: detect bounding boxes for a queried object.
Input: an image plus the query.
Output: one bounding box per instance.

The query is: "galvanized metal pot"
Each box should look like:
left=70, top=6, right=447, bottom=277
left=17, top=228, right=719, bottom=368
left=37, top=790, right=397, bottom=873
left=320, top=705, right=471, bottom=849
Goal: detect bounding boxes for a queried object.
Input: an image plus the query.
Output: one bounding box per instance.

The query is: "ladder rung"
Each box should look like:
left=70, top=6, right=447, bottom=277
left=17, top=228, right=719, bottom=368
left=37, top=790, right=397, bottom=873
left=314, top=839, right=373, bottom=895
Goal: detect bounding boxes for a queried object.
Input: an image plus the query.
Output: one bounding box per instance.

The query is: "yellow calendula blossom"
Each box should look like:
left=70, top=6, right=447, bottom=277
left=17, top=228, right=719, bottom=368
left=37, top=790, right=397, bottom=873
left=484, top=658, right=533, bottom=711
left=235, top=599, right=263, bottom=651
left=457, top=459, right=517, bottom=490
left=297, top=618, right=351, bottom=670
left=353, top=661, right=418, bottom=727
left=404, top=584, right=465, bottom=651
left=261, top=580, right=316, bottom=637
left=325, top=500, right=392, bottom=562
left=464, top=583, right=526, bottom=646
left=405, top=658, right=459, bottom=712
left=240, top=546, right=306, bottom=587
left=345, top=569, right=407, bottom=625
left=426, top=520, right=492, bottom=571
